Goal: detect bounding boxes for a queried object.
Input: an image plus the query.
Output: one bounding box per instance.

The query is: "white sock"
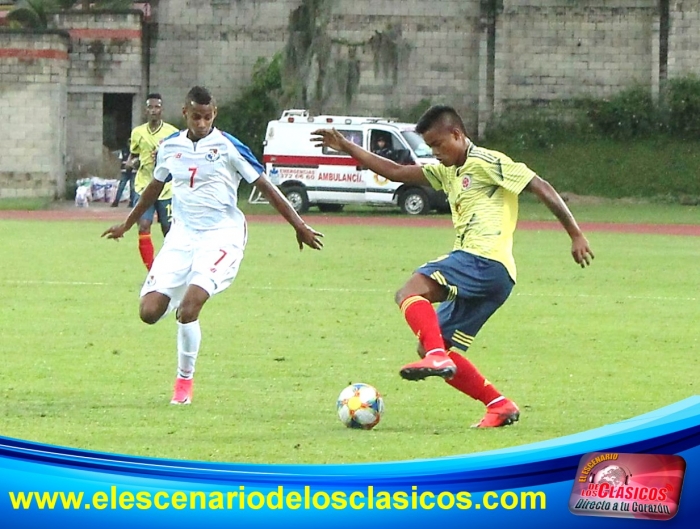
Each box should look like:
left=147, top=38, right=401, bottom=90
left=177, top=320, right=201, bottom=379
left=486, top=396, right=505, bottom=407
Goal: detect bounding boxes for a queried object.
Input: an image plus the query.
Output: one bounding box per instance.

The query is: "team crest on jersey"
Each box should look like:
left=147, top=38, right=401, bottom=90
left=462, top=176, right=472, bottom=190
left=205, top=148, right=220, bottom=162
left=146, top=274, right=156, bottom=287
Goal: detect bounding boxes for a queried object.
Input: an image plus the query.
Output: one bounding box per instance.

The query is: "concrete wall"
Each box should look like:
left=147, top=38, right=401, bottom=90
left=149, top=0, right=293, bottom=123
left=495, top=1, right=658, bottom=112
left=149, top=0, right=483, bottom=133
left=51, top=11, right=146, bottom=175
left=668, top=0, right=700, bottom=78
left=0, top=31, right=69, bottom=198
left=4, top=2, right=700, bottom=198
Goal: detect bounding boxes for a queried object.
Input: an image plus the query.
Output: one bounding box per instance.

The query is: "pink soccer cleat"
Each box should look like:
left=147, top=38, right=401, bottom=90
left=170, top=377, right=193, bottom=405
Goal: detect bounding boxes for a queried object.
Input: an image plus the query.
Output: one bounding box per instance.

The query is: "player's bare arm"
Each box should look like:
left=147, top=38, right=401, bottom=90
left=525, top=175, right=594, bottom=268
left=253, top=174, right=324, bottom=251
left=125, top=153, right=140, bottom=171
left=311, top=128, right=429, bottom=186
left=101, top=179, right=164, bottom=240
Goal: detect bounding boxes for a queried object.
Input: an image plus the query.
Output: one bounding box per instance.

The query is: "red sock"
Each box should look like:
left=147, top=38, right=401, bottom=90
left=400, top=296, right=446, bottom=356
left=446, top=351, right=502, bottom=405
left=138, top=233, right=154, bottom=270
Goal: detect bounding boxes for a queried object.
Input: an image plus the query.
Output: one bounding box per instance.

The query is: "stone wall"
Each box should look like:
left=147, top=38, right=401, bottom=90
left=4, top=2, right=700, bottom=199
left=495, top=0, right=658, bottom=112
left=668, top=0, right=700, bottom=78
left=0, top=31, right=69, bottom=199
left=149, top=0, right=483, bottom=133
left=51, top=11, right=146, bottom=175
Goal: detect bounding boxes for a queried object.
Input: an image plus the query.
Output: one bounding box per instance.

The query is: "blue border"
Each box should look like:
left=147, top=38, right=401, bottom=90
left=2, top=396, right=699, bottom=527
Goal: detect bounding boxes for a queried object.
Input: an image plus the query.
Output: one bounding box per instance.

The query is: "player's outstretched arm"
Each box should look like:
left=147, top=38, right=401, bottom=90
left=101, top=179, right=164, bottom=240
left=525, top=175, right=594, bottom=268
left=253, top=174, right=324, bottom=251
left=310, top=128, right=429, bottom=186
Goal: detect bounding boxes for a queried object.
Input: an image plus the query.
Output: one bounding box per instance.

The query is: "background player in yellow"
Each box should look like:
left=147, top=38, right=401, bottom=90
left=125, top=93, right=179, bottom=270
left=312, top=105, right=594, bottom=429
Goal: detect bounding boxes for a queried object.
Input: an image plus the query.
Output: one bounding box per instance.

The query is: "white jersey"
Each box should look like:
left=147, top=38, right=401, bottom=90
left=153, top=128, right=263, bottom=231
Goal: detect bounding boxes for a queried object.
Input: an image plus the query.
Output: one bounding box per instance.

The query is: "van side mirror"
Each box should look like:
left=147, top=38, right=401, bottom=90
left=395, top=149, right=414, bottom=165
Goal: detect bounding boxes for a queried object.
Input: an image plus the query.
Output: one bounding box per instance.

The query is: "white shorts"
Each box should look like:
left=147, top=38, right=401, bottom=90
left=140, top=222, right=246, bottom=306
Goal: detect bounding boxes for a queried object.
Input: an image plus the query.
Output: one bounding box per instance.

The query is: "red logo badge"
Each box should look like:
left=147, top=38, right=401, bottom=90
left=462, top=176, right=471, bottom=189
left=569, top=452, right=686, bottom=521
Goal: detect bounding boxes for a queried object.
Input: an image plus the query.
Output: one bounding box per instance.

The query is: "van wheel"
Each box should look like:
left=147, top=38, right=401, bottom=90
left=282, top=185, right=309, bottom=214
left=399, top=188, right=430, bottom=215
left=318, top=203, right=344, bottom=213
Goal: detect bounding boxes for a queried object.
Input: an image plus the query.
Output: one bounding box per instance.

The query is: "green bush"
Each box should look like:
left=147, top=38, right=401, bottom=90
left=486, top=76, right=700, bottom=147
left=216, top=54, right=283, bottom=161
left=585, top=86, right=660, bottom=140
left=484, top=102, right=594, bottom=150
left=666, top=76, right=700, bottom=138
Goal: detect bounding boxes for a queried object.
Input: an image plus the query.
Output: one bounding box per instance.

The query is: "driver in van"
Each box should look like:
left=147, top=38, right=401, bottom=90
left=372, top=133, right=395, bottom=161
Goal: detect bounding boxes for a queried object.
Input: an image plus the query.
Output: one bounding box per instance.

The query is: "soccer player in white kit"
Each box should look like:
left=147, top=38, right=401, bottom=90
left=103, top=86, right=324, bottom=405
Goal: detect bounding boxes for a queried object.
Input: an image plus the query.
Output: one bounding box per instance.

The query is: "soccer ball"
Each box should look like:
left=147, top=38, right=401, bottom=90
left=336, top=383, right=384, bottom=430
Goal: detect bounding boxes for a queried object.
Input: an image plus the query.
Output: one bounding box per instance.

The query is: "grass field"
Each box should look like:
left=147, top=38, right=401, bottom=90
left=236, top=194, right=700, bottom=225
left=0, top=211, right=698, bottom=464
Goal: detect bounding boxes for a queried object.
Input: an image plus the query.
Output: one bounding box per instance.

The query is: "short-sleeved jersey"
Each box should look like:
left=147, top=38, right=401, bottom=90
left=153, top=128, right=263, bottom=231
left=130, top=121, right=179, bottom=199
left=422, top=144, right=536, bottom=282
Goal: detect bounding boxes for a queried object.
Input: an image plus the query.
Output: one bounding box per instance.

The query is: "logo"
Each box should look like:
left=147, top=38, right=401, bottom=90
left=205, top=148, right=220, bottom=162
left=373, top=173, right=389, bottom=186
left=569, top=452, right=686, bottom=521
left=462, top=176, right=471, bottom=189
left=431, top=359, right=453, bottom=367
left=175, top=153, right=182, bottom=159
left=146, top=274, right=156, bottom=287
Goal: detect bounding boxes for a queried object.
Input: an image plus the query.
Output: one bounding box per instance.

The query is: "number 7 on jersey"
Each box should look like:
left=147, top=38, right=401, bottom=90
left=189, top=166, right=197, bottom=187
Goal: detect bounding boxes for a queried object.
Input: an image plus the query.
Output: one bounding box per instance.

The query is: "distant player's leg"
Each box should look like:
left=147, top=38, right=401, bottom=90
left=170, top=228, right=245, bottom=405
left=112, top=174, right=128, bottom=207
left=137, top=198, right=157, bottom=270
left=154, top=198, right=172, bottom=238
left=395, top=264, right=456, bottom=380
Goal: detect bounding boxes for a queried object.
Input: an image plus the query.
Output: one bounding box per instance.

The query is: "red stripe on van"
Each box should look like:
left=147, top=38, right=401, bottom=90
left=263, top=155, right=358, bottom=167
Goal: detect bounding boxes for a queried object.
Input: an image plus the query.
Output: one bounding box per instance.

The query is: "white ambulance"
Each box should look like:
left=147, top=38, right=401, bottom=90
left=255, top=109, right=447, bottom=214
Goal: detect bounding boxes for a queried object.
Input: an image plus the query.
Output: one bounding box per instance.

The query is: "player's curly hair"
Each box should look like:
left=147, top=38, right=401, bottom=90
left=185, top=86, right=216, bottom=107
left=415, top=105, right=467, bottom=135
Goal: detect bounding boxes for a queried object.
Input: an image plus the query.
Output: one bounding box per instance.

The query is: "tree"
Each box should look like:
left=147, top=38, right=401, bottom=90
left=7, top=0, right=60, bottom=29
left=7, top=0, right=133, bottom=29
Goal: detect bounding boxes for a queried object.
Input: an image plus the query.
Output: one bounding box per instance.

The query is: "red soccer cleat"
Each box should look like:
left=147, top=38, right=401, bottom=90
left=472, top=399, right=520, bottom=428
left=399, top=354, right=457, bottom=381
left=170, top=377, right=193, bottom=405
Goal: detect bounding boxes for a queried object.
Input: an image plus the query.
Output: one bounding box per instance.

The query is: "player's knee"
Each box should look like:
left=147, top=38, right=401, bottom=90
left=177, top=301, right=202, bottom=324
left=139, top=297, right=165, bottom=325
left=394, top=288, right=410, bottom=306
left=139, top=307, right=160, bottom=325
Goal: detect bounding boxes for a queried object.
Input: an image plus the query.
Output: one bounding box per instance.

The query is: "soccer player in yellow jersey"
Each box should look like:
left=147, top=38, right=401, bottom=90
left=126, top=93, right=179, bottom=270
left=312, top=105, right=594, bottom=428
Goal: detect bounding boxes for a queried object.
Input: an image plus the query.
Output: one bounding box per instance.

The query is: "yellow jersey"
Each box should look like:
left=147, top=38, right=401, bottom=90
left=130, top=121, right=179, bottom=199
left=422, top=144, right=536, bottom=282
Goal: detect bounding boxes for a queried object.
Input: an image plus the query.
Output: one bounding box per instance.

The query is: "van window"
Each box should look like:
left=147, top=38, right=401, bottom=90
left=322, top=130, right=363, bottom=155
left=401, top=130, right=433, bottom=158
left=371, top=130, right=414, bottom=165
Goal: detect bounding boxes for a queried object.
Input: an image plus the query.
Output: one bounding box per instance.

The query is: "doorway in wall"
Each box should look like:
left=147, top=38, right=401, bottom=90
left=103, top=93, right=134, bottom=152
